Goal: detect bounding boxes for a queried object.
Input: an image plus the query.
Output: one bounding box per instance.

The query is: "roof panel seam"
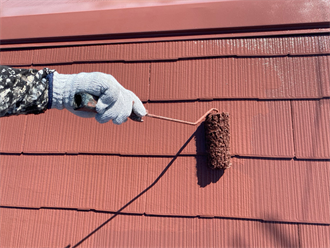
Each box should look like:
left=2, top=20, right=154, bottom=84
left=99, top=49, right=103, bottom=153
left=0, top=152, right=291, bottom=159
left=3, top=53, right=330, bottom=66
left=1, top=205, right=329, bottom=226
left=1, top=153, right=328, bottom=161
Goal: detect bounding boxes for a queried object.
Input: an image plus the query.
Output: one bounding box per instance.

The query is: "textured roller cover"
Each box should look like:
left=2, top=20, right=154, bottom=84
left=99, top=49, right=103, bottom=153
left=204, top=112, right=231, bottom=169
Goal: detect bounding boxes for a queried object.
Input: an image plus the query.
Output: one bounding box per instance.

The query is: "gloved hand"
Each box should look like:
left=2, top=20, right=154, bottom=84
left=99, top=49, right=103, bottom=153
left=51, top=71, right=146, bottom=124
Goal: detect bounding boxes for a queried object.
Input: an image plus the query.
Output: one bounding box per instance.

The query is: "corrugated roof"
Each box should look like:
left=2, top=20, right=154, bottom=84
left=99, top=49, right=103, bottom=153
left=2, top=207, right=329, bottom=248
left=0, top=1, right=329, bottom=247
left=0, top=207, right=111, bottom=248
left=2, top=100, right=293, bottom=157
left=150, top=56, right=326, bottom=100
left=299, top=224, right=330, bottom=248
left=2, top=35, right=329, bottom=64
left=2, top=207, right=311, bottom=248
left=1, top=155, right=329, bottom=224
left=292, top=99, right=330, bottom=159
left=0, top=115, right=27, bottom=153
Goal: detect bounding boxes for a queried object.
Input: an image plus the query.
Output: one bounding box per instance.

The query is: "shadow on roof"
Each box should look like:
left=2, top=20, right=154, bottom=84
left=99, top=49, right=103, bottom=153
left=195, top=123, right=225, bottom=188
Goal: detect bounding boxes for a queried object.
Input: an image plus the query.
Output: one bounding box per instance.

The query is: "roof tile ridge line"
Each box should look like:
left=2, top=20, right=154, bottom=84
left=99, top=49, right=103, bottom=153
left=6, top=53, right=329, bottom=68
left=20, top=53, right=330, bottom=66
left=0, top=63, right=32, bottom=67
left=32, top=62, right=73, bottom=66
left=15, top=152, right=297, bottom=160
left=1, top=205, right=329, bottom=226
left=3, top=152, right=327, bottom=160
left=0, top=205, right=141, bottom=214
left=15, top=152, right=172, bottom=157
left=100, top=53, right=330, bottom=62
left=147, top=97, right=328, bottom=103
left=232, top=155, right=293, bottom=161
left=144, top=213, right=330, bottom=226
left=7, top=52, right=330, bottom=67
left=3, top=152, right=327, bottom=161
left=234, top=155, right=330, bottom=161
left=0, top=152, right=22, bottom=155
left=293, top=157, right=330, bottom=162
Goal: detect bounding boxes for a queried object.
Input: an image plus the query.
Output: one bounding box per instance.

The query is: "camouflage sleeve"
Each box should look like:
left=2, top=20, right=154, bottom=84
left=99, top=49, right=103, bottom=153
left=0, top=65, right=55, bottom=117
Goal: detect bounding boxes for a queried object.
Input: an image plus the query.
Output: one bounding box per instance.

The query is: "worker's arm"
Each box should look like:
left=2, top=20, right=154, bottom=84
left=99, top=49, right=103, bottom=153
left=0, top=65, right=54, bottom=117
left=0, top=65, right=146, bottom=124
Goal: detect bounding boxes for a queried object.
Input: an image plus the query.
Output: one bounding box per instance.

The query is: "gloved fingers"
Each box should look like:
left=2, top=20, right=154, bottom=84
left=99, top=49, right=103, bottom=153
left=113, top=111, right=130, bottom=125
left=128, top=91, right=147, bottom=117
left=95, top=89, right=118, bottom=115
left=95, top=92, right=132, bottom=124
left=112, top=92, right=134, bottom=124
left=95, top=103, right=120, bottom=124
left=94, top=76, right=121, bottom=114
left=96, top=106, right=131, bottom=124
left=95, top=94, right=121, bottom=123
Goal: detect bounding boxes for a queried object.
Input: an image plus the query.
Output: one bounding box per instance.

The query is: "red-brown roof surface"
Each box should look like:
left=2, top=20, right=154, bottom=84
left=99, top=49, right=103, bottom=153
left=1, top=1, right=330, bottom=247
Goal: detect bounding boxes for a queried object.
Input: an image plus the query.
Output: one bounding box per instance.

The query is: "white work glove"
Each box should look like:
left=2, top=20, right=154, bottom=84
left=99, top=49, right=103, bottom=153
left=51, top=71, right=146, bottom=124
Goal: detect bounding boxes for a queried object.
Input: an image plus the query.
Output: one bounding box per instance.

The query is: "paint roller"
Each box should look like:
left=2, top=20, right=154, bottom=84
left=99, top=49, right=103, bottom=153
left=74, top=93, right=231, bottom=170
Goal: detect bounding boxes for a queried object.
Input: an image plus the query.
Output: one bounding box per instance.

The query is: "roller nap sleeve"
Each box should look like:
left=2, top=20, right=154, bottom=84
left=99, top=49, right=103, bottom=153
left=204, top=112, right=231, bottom=170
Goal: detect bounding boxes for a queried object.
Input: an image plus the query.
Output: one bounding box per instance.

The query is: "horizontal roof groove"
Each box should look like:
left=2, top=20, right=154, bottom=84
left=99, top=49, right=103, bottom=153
left=11, top=54, right=329, bottom=61
left=147, top=98, right=328, bottom=103
left=3, top=54, right=330, bottom=65
left=293, top=158, right=330, bottom=162
left=0, top=205, right=40, bottom=210
left=0, top=63, right=31, bottom=67
left=2, top=205, right=329, bottom=226
left=234, top=155, right=330, bottom=162
left=3, top=56, right=329, bottom=72
left=232, top=156, right=292, bottom=161
left=0, top=152, right=22, bottom=156
left=4, top=153, right=329, bottom=161
left=3, top=153, right=327, bottom=161
left=75, top=53, right=330, bottom=62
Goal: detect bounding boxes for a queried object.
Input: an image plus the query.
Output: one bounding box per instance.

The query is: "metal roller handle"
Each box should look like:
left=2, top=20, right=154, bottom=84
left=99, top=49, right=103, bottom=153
left=74, top=93, right=219, bottom=125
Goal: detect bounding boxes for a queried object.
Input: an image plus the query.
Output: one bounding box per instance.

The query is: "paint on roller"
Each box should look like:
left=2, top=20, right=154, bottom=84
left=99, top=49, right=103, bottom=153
left=204, top=112, right=231, bottom=170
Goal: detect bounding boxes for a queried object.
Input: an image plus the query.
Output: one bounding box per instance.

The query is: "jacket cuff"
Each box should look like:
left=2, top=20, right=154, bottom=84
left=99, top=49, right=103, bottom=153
left=52, top=72, right=73, bottom=110
left=46, top=73, right=53, bottom=109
